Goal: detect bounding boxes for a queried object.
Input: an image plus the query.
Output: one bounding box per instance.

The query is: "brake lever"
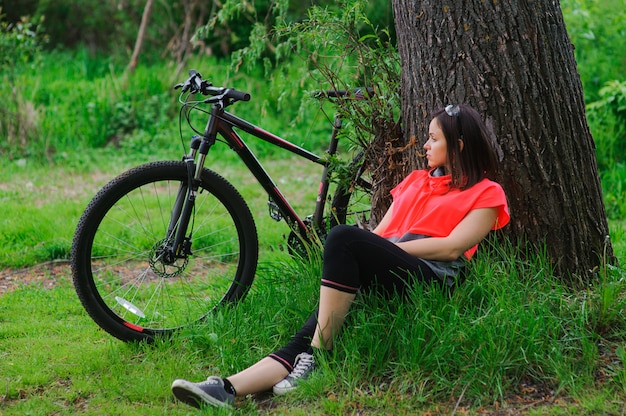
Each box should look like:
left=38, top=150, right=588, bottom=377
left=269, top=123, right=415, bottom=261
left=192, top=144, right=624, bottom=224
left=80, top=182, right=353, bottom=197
left=174, top=83, right=187, bottom=93
left=203, top=94, right=224, bottom=104
left=174, top=80, right=193, bottom=93
left=174, top=70, right=203, bottom=93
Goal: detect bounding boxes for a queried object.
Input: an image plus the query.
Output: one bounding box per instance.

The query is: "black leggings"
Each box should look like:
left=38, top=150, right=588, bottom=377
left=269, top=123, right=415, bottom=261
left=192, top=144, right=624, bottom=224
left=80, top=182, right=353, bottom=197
left=269, top=225, right=443, bottom=372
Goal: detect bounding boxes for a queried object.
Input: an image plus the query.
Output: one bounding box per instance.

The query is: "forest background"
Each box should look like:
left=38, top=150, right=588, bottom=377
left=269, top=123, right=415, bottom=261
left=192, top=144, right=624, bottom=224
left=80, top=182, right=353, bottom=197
left=1, top=0, right=626, bottom=414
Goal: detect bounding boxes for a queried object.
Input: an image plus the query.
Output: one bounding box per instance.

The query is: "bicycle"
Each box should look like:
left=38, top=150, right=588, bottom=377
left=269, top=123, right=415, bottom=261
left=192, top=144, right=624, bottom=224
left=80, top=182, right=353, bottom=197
left=70, top=70, right=372, bottom=343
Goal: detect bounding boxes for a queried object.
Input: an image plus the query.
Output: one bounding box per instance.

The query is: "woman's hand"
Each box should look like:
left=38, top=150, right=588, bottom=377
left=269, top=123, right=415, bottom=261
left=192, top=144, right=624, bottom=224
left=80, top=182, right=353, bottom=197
left=395, top=207, right=498, bottom=261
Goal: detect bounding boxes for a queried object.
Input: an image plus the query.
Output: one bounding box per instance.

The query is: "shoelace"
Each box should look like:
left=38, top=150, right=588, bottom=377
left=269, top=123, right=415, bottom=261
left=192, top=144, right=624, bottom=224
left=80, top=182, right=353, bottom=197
left=204, top=377, right=221, bottom=385
left=290, top=353, right=314, bottom=378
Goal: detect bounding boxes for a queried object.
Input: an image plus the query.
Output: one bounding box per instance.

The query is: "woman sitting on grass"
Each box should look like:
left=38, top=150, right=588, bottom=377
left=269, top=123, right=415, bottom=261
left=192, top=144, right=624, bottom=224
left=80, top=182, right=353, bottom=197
left=171, top=104, right=510, bottom=408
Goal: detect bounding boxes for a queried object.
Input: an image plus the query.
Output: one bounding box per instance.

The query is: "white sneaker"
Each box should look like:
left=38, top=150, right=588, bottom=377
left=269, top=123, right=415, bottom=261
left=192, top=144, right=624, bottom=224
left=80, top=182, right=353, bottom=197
left=273, top=352, right=316, bottom=395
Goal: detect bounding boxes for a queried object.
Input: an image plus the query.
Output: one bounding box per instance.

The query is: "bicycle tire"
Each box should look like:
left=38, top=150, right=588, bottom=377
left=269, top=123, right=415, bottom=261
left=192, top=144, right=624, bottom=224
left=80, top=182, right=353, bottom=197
left=71, top=161, right=258, bottom=342
left=329, top=151, right=372, bottom=229
left=287, top=152, right=372, bottom=256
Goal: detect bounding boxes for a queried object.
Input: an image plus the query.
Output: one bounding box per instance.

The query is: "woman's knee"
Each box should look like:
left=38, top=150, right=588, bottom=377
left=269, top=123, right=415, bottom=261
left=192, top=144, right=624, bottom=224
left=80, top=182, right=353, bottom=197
left=324, top=224, right=363, bottom=251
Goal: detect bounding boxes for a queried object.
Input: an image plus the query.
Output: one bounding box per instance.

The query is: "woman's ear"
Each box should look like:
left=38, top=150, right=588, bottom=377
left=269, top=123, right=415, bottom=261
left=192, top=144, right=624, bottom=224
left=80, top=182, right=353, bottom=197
left=458, top=139, right=464, bottom=152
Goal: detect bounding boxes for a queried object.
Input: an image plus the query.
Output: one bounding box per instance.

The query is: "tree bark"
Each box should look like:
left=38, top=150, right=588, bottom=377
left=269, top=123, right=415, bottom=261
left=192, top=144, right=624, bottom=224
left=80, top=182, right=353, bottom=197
left=127, top=0, right=154, bottom=74
left=390, top=0, right=615, bottom=278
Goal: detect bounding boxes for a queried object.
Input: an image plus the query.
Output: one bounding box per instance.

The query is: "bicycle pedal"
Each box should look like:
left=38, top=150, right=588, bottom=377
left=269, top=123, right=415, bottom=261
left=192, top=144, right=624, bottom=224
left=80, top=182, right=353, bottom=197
left=268, top=199, right=283, bottom=221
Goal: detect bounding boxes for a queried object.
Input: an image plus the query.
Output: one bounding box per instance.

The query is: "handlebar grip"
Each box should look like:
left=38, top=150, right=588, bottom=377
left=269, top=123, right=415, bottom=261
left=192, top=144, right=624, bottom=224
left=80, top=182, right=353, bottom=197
left=227, top=89, right=251, bottom=102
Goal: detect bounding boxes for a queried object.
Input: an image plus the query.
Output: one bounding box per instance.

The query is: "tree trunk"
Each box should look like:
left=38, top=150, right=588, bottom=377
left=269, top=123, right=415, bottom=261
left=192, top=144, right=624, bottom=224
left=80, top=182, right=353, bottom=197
left=168, top=0, right=210, bottom=78
left=390, top=0, right=616, bottom=279
left=127, top=0, right=154, bottom=74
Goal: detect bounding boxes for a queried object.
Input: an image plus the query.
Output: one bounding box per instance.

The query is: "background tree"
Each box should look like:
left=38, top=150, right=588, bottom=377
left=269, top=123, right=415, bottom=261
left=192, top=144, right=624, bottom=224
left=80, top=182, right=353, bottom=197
left=390, top=0, right=616, bottom=279
left=126, top=0, right=154, bottom=74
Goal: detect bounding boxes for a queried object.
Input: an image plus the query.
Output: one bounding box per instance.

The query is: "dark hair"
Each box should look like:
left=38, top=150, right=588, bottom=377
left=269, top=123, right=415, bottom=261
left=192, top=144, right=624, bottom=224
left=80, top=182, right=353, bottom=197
left=432, top=104, right=499, bottom=189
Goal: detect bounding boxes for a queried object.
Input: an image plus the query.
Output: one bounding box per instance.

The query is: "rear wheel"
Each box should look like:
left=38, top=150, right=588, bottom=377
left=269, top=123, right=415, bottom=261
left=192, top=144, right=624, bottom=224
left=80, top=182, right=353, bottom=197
left=71, top=161, right=258, bottom=342
left=328, top=148, right=372, bottom=231
left=287, top=152, right=372, bottom=256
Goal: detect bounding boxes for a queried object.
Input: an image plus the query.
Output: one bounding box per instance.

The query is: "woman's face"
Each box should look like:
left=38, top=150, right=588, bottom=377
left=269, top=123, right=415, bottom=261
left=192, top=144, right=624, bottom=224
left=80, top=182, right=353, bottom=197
left=424, top=118, right=449, bottom=170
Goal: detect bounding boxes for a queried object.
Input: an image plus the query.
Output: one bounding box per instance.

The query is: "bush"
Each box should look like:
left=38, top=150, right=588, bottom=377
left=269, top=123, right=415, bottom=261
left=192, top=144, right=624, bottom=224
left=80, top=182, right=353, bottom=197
left=561, top=0, right=626, bottom=103
left=599, top=164, right=626, bottom=220
left=587, top=80, right=626, bottom=171
left=0, top=14, right=46, bottom=159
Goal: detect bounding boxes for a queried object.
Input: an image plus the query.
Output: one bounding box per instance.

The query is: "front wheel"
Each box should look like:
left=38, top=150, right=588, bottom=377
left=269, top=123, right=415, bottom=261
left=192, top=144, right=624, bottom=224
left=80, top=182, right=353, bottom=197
left=71, top=161, right=258, bottom=342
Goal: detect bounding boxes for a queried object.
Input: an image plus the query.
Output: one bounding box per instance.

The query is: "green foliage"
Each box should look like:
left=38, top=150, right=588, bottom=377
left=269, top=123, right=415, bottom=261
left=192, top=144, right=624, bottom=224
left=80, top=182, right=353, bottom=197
left=587, top=80, right=626, bottom=170
left=197, top=0, right=282, bottom=57
left=197, top=0, right=394, bottom=60
left=0, top=47, right=349, bottom=163
left=561, top=0, right=626, bottom=103
left=199, top=0, right=400, bottom=152
left=0, top=13, right=44, bottom=69
left=0, top=13, right=46, bottom=158
left=226, top=0, right=401, bottom=198
left=586, top=80, right=626, bottom=219
left=31, top=0, right=169, bottom=62
left=600, top=164, right=626, bottom=220
left=0, top=50, right=179, bottom=161
left=561, top=0, right=625, bottom=222
left=233, top=0, right=400, bottom=109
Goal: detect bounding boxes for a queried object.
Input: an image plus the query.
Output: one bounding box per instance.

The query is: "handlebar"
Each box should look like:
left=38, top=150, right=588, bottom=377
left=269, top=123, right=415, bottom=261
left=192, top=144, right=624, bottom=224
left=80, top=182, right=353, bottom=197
left=312, top=87, right=374, bottom=100
left=176, top=69, right=371, bottom=108
left=175, top=70, right=251, bottom=104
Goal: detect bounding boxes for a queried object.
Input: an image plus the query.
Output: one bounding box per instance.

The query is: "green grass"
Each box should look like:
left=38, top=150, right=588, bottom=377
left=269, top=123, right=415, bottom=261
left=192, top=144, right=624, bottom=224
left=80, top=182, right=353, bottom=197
left=1, top=164, right=625, bottom=408
left=0, top=283, right=207, bottom=415
left=1, top=236, right=625, bottom=414
left=1, top=152, right=625, bottom=415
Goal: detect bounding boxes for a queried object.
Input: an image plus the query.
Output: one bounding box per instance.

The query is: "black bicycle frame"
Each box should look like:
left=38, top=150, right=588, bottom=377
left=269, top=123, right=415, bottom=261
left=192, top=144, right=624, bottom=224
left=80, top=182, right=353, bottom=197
left=195, top=102, right=342, bottom=237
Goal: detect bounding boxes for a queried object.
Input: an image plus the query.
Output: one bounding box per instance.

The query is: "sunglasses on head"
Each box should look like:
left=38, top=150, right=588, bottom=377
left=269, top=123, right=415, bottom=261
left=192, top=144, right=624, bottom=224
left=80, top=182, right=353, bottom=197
left=445, top=104, right=464, bottom=141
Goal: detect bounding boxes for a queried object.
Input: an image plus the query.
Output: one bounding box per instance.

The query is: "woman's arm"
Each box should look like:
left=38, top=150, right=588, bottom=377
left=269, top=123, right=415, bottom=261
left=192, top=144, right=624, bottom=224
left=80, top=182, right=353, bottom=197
left=395, top=207, right=498, bottom=261
left=371, top=202, right=394, bottom=235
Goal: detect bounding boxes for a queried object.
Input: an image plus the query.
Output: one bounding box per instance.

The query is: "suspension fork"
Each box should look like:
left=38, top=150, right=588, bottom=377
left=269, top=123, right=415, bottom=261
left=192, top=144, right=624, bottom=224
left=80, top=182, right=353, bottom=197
left=162, top=136, right=203, bottom=263
left=163, top=104, right=222, bottom=262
